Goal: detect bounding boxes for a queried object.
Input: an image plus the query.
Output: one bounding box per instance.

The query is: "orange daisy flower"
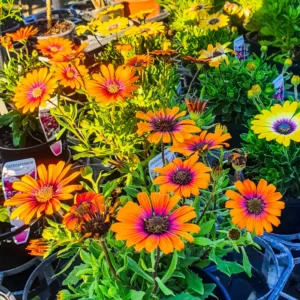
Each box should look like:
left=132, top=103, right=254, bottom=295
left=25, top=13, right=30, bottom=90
left=26, top=239, right=49, bottom=257
left=150, top=49, right=177, bottom=56
left=126, top=55, right=154, bottom=70
left=154, top=154, right=211, bottom=198
left=7, top=26, right=38, bottom=43
left=36, top=37, right=73, bottom=58
left=4, top=161, right=82, bottom=224
left=170, top=129, right=231, bottom=156
left=136, top=107, right=201, bottom=144
left=85, top=64, right=139, bottom=104
left=62, top=192, right=105, bottom=232
left=51, top=42, right=88, bottom=63
left=54, top=59, right=88, bottom=89
left=111, top=192, right=200, bottom=254
left=225, top=179, right=285, bottom=236
left=13, top=68, right=58, bottom=113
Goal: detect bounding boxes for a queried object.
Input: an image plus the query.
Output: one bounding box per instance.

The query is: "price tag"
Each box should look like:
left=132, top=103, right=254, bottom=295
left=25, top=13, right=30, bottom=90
left=272, top=74, right=284, bottom=101
left=148, top=148, right=176, bottom=181
left=2, top=158, right=37, bottom=244
left=234, top=36, right=245, bottom=61
left=39, top=98, right=62, bottom=156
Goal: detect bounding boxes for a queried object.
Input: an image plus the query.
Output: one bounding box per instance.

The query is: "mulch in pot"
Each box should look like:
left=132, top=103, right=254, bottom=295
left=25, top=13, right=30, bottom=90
left=34, top=20, right=73, bottom=37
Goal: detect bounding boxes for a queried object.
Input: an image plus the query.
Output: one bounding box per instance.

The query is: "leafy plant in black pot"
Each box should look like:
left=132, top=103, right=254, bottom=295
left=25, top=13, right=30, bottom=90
left=242, top=100, right=300, bottom=234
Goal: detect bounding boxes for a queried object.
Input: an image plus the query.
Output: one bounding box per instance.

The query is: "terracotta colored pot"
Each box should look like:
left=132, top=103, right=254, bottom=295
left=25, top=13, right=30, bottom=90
left=115, top=0, right=160, bottom=19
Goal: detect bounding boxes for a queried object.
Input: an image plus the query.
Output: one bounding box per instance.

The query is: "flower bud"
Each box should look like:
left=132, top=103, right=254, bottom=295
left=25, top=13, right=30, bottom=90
left=260, top=45, right=268, bottom=53
left=231, top=26, right=238, bottom=33
left=251, top=84, right=261, bottom=96
left=291, top=75, right=300, bottom=86
left=284, top=58, right=292, bottom=67
left=228, top=228, right=241, bottom=240
left=246, top=62, right=256, bottom=71
left=247, top=90, right=254, bottom=99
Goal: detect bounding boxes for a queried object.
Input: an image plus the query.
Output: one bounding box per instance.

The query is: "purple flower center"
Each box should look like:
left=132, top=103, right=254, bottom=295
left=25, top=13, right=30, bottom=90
left=273, top=119, right=296, bottom=135
left=144, top=215, right=169, bottom=234
left=151, top=117, right=176, bottom=132
left=190, top=141, right=209, bottom=152
left=246, top=198, right=264, bottom=215
left=172, top=169, right=192, bottom=185
left=208, top=18, right=220, bottom=25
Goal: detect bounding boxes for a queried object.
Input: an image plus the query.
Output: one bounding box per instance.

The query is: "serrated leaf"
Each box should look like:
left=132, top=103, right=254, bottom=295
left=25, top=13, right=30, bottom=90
left=241, top=247, right=252, bottom=277
left=184, top=269, right=204, bottom=295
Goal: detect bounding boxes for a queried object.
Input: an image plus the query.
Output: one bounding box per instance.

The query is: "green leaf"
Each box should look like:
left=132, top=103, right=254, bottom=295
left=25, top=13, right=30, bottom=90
left=241, top=247, right=252, bottom=277
left=127, top=257, right=154, bottom=283
left=80, top=249, right=92, bottom=265
left=155, top=277, right=174, bottom=296
left=193, top=237, right=213, bottom=246
left=130, top=290, right=145, bottom=300
left=62, top=263, right=88, bottom=285
left=198, top=220, right=215, bottom=236
left=201, top=283, right=217, bottom=299
left=53, top=250, right=80, bottom=278
left=0, top=207, right=9, bottom=222
left=184, top=269, right=204, bottom=295
left=124, top=186, right=139, bottom=198
left=162, top=293, right=199, bottom=300
left=162, top=251, right=178, bottom=283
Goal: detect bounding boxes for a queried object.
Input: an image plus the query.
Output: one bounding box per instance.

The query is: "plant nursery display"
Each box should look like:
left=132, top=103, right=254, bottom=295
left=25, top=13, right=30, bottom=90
left=1, top=0, right=300, bottom=299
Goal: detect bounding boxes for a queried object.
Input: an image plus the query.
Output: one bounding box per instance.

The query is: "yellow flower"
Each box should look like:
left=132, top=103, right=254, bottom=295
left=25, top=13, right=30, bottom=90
left=184, top=1, right=213, bottom=19
left=125, top=22, right=165, bottom=37
left=96, top=4, right=124, bottom=17
left=291, top=75, right=300, bottom=86
left=223, top=2, right=242, bottom=16
left=96, top=17, right=129, bottom=36
left=199, top=13, right=229, bottom=31
left=129, top=9, right=155, bottom=20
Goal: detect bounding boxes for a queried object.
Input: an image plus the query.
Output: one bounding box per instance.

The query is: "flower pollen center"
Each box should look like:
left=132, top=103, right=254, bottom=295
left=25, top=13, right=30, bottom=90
left=134, top=61, right=145, bottom=67
left=144, top=215, right=169, bottom=234
left=277, top=122, right=293, bottom=134
left=195, top=4, right=204, bottom=10
left=191, top=142, right=208, bottom=152
left=108, top=23, right=119, bottom=31
left=152, top=118, right=176, bottom=132
left=172, top=169, right=192, bottom=185
left=246, top=198, right=264, bottom=214
left=66, top=70, right=75, bottom=79
left=107, top=83, right=120, bottom=94
left=36, top=186, right=54, bottom=203
left=50, top=46, right=60, bottom=53
left=208, top=18, right=220, bottom=25
left=32, top=87, right=43, bottom=98
left=83, top=215, right=110, bottom=238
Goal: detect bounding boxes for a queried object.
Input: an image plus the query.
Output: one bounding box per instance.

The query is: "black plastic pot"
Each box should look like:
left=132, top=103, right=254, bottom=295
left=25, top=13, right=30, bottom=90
left=192, top=267, right=231, bottom=300
left=0, top=134, right=70, bottom=167
left=223, top=123, right=248, bottom=149
left=272, top=195, right=300, bottom=235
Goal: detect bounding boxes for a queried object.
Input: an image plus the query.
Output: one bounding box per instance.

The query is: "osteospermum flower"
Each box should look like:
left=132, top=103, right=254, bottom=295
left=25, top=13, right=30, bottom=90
left=184, top=1, right=212, bottom=19
left=36, top=37, right=73, bottom=58
left=4, top=161, right=82, bottom=224
left=251, top=101, right=300, bottom=147
left=136, top=107, right=201, bottom=144
left=51, top=42, right=88, bottom=63
left=96, top=17, right=129, bottom=36
left=85, top=64, right=139, bottom=104
left=111, top=192, right=200, bottom=254
left=199, top=42, right=234, bottom=67
left=54, top=59, right=88, bottom=89
left=126, top=55, right=154, bottom=70
left=7, top=26, right=38, bottom=43
left=13, top=68, right=58, bottom=113
left=26, top=239, right=50, bottom=257
left=154, top=154, right=211, bottom=198
left=125, top=22, right=165, bottom=37
left=170, top=129, right=231, bottom=156
left=225, top=179, right=285, bottom=235
left=199, top=13, right=229, bottom=31
left=62, top=192, right=104, bottom=231
left=129, top=9, right=155, bottom=20
left=96, top=4, right=124, bottom=17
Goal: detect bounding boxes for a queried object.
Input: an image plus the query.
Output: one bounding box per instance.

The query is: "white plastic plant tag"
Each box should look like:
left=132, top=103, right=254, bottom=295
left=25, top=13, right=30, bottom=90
left=148, top=148, right=176, bottom=181
left=39, top=97, right=62, bottom=156
left=273, top=74, right=284, bottom=101
left=0, top=99, right=8, bottom=115
left=234, top=36, right=245, bottom=61
left=2, top=158, right=37, bottom=244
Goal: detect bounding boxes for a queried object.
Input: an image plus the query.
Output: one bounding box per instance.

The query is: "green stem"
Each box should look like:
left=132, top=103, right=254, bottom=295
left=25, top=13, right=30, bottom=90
left=152, top=248, right=160, bottom=295
left=100, top=240, right=120, bottom=281
left=196, top=195, right=213, bottom=225
left=161, top=142, right=165, bottom=166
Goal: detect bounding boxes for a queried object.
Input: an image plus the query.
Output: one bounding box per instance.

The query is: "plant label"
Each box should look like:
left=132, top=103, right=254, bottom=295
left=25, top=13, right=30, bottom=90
left=148, top=148, right=176, bottom=181
left=272, top=74, right=284, bottom=101
left=2, top=158, right=37, bottom=244
left=39, top=98, right=62, bottom=156
left=234, top=36, right=245, bottom=61
left=0, top=99, right=8, bottom=115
